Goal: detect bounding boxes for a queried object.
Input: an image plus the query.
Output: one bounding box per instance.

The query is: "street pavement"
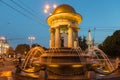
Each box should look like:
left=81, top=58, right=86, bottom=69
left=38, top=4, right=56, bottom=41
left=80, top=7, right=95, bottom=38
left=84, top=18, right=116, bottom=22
left=0, top=58, right=15, bottom=80
left=0, top=58, right=120, bottom=80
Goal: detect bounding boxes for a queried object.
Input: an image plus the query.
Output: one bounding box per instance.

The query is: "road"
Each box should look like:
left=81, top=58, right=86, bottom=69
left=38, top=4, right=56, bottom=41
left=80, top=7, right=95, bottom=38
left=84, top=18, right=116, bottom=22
left=0, top=58, right=15, bottom=80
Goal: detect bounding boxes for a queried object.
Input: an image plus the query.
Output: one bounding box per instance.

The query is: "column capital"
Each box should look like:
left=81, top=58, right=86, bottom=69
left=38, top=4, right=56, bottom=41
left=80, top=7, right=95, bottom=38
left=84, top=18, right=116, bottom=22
left=49, top=28, right=55, bottom=33
left=76, top=28, right=80, bottom=31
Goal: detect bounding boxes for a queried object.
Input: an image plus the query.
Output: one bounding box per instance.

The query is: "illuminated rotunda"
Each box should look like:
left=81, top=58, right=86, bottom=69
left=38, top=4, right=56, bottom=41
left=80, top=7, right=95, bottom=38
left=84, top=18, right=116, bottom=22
left=47, top=4, right=82, bottom=48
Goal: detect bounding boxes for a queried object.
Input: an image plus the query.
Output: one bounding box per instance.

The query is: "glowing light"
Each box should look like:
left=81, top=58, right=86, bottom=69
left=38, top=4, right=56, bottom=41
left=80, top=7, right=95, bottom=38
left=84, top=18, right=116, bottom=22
left=44, top=4, right=57, bottom=14
left=44, top=9, right=48, bottom=13
left=92, top=64, right=98, bottom=67
left=27, top=73, right=39, bottom=78
left=103, top=70, right=110, bottom=72
left=72, top=65, right=83, bottom=68
left=1, top=71, right=12, bottom=77
left=49, top=65, right=59, bottom=67
left=53, top=4, right=57, bottom=8
left=45, top=4, right=50, bottom=9
left=28, top=36, right=35, bottom=40
left=24, top=67, right=36, bottom=72
left=28, top=36, right=35, bottom=48
left=99, top=74, right=105, bottom=76
left=49, top=13, right=52, bottom=15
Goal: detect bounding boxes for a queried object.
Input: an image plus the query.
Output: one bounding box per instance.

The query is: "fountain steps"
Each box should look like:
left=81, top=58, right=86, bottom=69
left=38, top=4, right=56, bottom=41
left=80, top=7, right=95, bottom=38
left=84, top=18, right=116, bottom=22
left=48, top=78, right=90, bottom=80
left=46, top=50, right=80, bottom=52
left=43, top=48, right=83, bottom=57
left=36, top=62, right=85, bottom=65
left=14, top=73, right=90, bottom=80
left=42, top=54, right=84, bottom=56
left=39, top=48, right=86, bottom=65
left=45, top=51, right=82, bottom=54
left=48, top=76, right=90, bottom=80
left=46, top=48, right=80, bottom=53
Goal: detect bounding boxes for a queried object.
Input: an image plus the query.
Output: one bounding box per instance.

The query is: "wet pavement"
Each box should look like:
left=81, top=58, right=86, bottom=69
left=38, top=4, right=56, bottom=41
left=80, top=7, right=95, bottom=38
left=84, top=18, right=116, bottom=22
left=0, top=58, right=40, bottom=80
left=0, top=58, right=15, bottom=80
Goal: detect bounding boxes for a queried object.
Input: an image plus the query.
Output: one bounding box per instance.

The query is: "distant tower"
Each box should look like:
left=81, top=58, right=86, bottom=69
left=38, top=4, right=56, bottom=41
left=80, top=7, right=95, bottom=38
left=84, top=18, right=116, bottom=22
left=47, top=4, right=82, bottom=48
left=87, top=29, right=93, bottom=50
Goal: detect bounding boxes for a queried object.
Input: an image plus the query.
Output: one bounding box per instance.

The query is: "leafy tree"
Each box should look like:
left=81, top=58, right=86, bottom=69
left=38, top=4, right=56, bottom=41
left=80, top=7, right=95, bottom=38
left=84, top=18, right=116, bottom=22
left=6, top=46, right=15, bottom=56
left=78, top=36, right=88, bottom=50
left=15, top=44, right=30, bottom=55
left=32, top=43, right=41, bottom=48
left=32, top=43, right=47, bottom=49
left=99, top=30, right=120, bottom=57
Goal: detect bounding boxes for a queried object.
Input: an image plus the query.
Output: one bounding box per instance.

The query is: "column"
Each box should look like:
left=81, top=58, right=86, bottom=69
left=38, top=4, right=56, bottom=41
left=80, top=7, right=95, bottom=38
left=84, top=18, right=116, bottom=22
left=55, top=27, right=60, bottom=48
left=74, top=40, right=77, bottom=48
left=50, top=28, right=55, bottom=48
left=74, top=30, right=79, bottom=47
left=68, top=27, right=73, bottom=48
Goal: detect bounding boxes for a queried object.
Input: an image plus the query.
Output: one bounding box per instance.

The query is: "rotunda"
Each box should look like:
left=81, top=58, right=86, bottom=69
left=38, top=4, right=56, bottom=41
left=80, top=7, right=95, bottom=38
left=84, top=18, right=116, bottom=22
left=47, top=4, right=82, bottom=48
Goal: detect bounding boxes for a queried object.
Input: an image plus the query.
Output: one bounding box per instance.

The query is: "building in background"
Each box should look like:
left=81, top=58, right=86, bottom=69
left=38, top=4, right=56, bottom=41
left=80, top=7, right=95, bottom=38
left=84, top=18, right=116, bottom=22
left=0, top=37, right=9, bottom=55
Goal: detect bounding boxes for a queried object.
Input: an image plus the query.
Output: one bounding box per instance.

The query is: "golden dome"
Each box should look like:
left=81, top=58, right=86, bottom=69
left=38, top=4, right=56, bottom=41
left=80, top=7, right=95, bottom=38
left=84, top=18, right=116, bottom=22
left=52, top=4, right=76, bottom=15
left=47, top=4, right=82, bottom=27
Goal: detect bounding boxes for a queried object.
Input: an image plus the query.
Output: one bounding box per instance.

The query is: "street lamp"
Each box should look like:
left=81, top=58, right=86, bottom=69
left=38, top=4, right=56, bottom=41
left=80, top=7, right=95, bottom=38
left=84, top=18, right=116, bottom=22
left=28, top=36, right=35, bottom=48
left=44, top=4, right=57, bottom=15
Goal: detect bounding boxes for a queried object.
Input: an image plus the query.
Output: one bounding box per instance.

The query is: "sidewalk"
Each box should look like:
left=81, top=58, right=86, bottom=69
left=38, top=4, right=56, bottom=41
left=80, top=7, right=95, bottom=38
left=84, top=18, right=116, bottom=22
left=0, top=58, right=15, bottom=80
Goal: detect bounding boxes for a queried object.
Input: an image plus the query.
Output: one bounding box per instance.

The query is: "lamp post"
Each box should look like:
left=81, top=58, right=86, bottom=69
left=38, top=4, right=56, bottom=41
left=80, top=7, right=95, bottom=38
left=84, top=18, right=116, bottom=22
left=28, top=36, right=35, bottom=48
left=44, top=4, right=57, bottom=15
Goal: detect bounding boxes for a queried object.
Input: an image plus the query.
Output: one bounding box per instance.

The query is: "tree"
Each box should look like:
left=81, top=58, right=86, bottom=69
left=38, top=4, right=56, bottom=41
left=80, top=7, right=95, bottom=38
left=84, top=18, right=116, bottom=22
left=99, top=30, right=120, bottom=57
left=78, top=36, right=88, bottom=50
left=32, top=43, right=41, bottom=48
left=32, top=43, right=47, bottom=49
left=6, top=46, right=15, bottom=56
left=15, top=44, right=30, bottom=55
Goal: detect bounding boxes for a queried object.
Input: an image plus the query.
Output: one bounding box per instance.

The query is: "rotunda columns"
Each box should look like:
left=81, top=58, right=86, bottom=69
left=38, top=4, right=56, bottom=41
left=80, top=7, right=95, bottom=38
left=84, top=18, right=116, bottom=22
left=68, top=27, right=73, bottom=48
left=50, top=28, right=55, bottom=48
left=55, top=27, right=60, bottom=48
left=74, top=30, right=79, bottom=47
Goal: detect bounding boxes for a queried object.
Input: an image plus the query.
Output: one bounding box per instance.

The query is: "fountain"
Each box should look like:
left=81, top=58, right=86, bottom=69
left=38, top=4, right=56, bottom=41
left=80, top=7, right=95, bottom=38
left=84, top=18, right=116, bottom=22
left=15, top=4, right=120, bottom=80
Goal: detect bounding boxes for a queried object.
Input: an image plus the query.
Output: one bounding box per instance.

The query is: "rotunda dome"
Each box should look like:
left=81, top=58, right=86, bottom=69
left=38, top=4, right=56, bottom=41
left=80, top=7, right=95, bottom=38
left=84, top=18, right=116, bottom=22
left=52, top=4, right=76, bottom=14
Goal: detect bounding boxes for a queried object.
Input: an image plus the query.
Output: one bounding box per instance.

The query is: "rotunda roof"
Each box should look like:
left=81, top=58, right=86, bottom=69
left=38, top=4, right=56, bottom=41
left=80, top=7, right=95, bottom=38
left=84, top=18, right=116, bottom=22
left=52, top=4, right=76, bottom=14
